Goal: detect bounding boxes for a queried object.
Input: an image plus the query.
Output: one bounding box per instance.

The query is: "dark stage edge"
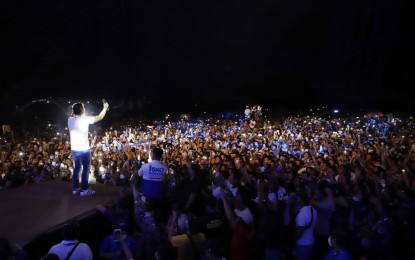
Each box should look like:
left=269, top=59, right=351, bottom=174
left=0, top=181, right=129, bottom=246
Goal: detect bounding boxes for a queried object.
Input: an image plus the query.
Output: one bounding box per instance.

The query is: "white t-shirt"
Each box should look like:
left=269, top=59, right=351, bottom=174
left=244, top=108, right=251, bottom=118
left=296, top=205, right=317, bottom=246
left=48, top=240, right=93, bottom=260
left=68, top=115, right=94, bottom=151
left=137, top=159, right=167, bottom=200
left=138, top=160, right=167, bottom=181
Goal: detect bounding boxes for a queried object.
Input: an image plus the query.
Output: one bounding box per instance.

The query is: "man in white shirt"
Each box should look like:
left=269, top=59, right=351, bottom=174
left=48, top=221, right=93, bottom=260
left=137, top=147, right=167, bottom=201
left=244, top=105, right=251, bottom=120
left=295, top=189, right=317, bottom=260
left=68, top=100, right=109, bottom=196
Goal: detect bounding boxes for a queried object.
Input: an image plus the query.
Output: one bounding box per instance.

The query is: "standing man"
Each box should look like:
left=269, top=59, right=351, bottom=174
left=68, top=100, right=109, bottom=196
left=135, top=147, right=169, bottom=222
left=244, top=105, right=251, bottom=120
left=295, top=189, right=317, bottom=260
left=137, top=147, right=167, bottom=201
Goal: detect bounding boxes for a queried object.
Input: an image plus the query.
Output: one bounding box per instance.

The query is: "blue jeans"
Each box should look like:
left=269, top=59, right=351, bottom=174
left=71, top=150, right=91, bottom=190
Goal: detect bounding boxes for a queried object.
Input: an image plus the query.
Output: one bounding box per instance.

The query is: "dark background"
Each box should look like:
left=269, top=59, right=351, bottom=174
left=1, top=0, right=414, bottom=122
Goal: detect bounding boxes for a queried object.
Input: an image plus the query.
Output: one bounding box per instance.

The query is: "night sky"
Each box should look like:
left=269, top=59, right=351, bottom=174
left=1, top=0, right=415, bottom=120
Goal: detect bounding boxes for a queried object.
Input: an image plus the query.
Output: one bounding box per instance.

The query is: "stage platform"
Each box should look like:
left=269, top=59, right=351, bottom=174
left=0, top=181, right=129, bottom=256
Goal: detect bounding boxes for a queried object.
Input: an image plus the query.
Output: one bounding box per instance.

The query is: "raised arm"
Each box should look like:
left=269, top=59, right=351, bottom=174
left=94, top=100, right=109, bottom=123
left=221, top=187, right=237, bottom=229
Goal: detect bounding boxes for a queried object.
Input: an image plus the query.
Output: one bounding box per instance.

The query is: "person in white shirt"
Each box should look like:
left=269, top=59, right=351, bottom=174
left=48, top=221, right=93, bottom=260
left=68, top=100, right=109, bottom=196
left=137, top=147, right=167, bottom=201
left=244, top=105, right=251, bottom=120
left=295, top=189, right=317, bottom=260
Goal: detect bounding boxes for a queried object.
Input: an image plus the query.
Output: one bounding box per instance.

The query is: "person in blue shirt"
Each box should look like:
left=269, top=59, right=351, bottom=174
left=99, top=221, right=140, bottom=260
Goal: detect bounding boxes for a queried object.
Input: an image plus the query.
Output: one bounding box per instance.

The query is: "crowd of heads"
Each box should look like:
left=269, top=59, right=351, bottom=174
left=2, top=107, right=415, bottom=259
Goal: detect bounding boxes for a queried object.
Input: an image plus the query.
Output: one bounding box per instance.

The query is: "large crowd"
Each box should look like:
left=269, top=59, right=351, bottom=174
left=1, top=106, right=415, bottom=260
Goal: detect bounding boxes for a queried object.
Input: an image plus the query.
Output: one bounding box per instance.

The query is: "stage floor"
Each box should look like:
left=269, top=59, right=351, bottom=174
left=0, top=181, right=128, bottom=245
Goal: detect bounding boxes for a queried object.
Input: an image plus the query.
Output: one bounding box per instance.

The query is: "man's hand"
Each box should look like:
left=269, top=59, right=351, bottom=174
left=102, top=99, right=110, bottom=111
